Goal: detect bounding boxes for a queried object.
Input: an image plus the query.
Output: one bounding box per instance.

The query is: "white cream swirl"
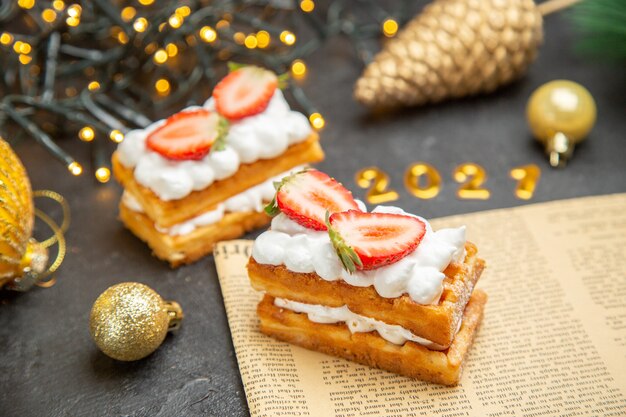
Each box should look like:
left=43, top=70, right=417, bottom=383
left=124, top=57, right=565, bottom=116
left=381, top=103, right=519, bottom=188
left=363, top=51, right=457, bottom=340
left=117, top=90, right=312, bottom=201
left=252, top=206, right=466, bottom=305
left=122, top=166, right=304, bottom=236
left=274, top=298, right=447, bottom=349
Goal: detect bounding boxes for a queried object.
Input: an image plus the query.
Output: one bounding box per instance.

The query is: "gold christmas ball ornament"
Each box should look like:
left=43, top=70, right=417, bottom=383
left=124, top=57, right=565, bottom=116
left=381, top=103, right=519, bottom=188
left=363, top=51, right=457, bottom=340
left=527, top=80, right=596, bottom=168
left=89, top=282, right=183, bottom=361
left=0, top=137, right=49, bottom=291
left=354, top=0, right=544, bottom=109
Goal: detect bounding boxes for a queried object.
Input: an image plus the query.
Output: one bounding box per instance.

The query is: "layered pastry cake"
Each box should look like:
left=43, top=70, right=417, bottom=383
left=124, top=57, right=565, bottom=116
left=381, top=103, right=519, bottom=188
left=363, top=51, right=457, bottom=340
left=247, top=169, right=486, bottom=385
left=113, top=66, right=324, bottom=266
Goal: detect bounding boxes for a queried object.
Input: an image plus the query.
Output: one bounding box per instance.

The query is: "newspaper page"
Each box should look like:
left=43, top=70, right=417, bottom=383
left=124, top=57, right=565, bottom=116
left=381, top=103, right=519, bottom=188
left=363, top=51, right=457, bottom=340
left=214, top=193, right=626, bottom=417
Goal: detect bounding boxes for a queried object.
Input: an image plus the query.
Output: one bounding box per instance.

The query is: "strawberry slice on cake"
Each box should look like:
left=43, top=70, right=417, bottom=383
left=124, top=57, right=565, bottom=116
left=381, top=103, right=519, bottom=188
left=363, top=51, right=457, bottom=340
left=264, top=169, right=360, bottom=231
left=327, top=210, right=427, bottom=272
left=146, top=109, right=228, bottom=161
left=213, top=65, right=278, bottom=120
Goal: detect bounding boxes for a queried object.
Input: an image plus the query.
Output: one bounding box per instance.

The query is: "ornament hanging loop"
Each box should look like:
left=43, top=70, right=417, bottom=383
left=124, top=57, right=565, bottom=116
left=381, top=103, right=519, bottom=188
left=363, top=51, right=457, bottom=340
left=32, top=205, right=67, bottom=288
left=164, top=300, right=184, bottom=331
left=33, top=190, right=71, bottom=248
left=546, top=132, right=572, bottom=168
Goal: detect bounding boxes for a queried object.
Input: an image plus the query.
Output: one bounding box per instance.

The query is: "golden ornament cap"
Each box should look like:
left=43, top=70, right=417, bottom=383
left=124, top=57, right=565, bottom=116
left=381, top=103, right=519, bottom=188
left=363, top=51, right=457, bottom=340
left=527, top=80, right=596, bottom=168
left=89, top=282, right=183, bottom=361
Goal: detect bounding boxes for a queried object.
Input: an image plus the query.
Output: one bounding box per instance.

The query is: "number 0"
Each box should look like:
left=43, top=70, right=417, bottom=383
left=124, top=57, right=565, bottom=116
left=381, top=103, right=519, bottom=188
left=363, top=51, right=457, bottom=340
left=404, top=163, right=441, bottom=199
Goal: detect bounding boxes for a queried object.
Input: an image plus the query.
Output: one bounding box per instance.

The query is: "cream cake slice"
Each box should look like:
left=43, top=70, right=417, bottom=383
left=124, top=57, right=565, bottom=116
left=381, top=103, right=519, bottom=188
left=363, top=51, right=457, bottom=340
left=113, top=66, right=324, bottom=265
left=246, top=168, right=486, bottom=384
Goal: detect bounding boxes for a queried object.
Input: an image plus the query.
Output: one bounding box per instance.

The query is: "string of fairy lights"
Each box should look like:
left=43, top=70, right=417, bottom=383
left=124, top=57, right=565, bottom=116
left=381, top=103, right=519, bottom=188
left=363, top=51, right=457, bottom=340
left=0, top=0, right=408, bottom=183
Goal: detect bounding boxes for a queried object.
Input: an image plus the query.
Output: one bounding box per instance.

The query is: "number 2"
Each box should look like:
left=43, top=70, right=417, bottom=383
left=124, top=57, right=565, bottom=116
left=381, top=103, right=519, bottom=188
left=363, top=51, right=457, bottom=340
left=453, top=163, right=491, bottom=200
left=354, top=167, right=399, bottom=204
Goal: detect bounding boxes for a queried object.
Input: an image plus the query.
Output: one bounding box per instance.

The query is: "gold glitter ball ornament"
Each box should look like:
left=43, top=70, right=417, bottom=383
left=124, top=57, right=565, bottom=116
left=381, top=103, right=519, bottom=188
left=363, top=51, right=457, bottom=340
left=354, top=0, right=543, bottom=109
left=0, top=137, right=48, bottom=291
left=89, top=282, right=183, bottom=361
left=527, top=80, right=596, bottom=168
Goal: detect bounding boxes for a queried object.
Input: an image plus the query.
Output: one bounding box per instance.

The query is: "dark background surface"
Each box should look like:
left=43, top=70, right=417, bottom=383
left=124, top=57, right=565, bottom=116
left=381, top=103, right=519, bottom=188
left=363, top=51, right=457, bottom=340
left=1, top=5, right=625, bottom=417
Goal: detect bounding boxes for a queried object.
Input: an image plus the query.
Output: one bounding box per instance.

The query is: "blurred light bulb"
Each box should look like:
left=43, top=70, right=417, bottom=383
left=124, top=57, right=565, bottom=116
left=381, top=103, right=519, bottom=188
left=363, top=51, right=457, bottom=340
left=133, top=17, right=148, bottom=32
left=233, top=32, right=245, bottom=45
left=309, top=113, right=325, bottom=130
left=175, top=6, right=190, bottom=17
left=68, top=161, right=83, bottom=176
left=166, top=43, right=178, bottom=57
left=199, top=26, right=217, bottom=43
left=291, top=60, right=307, bottom=79
left=95, top=167, right=111, bottom=183
left=382, top=18, right=398, bottom=37
left=42, top=8, right=57, bottom=23
left=153, top=49, right=168, bottom=64
left=53, top=0, right=65, bottom=11
left=300, top=0, right=314, bottom=12
left=256, top=31, right=270, bottom=48
left=0, top=33, right=13, bottom=45
left=79, top=126, right=95, bottom=142
left=155, top=78, right=170, bottom=95
left=121, top=6, right=136, bottom=22
left=18, top=0, right=35, bottom=10
left=109, top=130, right=125, bottom=143
left=169, top=14, right=183, bottom=29
left=67, top=4, right=81, bottom=17
left=280, top=30, right=296, bottom=45
left=244, top=34, right=257, bottom=49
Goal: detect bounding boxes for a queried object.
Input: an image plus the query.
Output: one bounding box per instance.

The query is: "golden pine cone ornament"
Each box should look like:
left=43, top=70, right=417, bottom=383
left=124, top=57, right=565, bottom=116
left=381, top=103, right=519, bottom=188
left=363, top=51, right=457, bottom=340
left=355, top=0, right=544, bottom=109
left=0, top=137, right=48, bottom=291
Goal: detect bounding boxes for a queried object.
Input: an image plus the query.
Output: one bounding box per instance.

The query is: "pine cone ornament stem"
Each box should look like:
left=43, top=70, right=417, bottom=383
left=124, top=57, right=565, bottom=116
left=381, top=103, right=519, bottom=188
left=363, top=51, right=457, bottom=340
left=355, top=0, right=544, bottom=109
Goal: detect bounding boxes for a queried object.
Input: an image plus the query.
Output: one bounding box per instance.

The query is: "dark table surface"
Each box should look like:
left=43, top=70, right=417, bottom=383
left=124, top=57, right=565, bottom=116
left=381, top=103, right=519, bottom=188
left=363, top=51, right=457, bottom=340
left=1, top=6, right=625, bottom=417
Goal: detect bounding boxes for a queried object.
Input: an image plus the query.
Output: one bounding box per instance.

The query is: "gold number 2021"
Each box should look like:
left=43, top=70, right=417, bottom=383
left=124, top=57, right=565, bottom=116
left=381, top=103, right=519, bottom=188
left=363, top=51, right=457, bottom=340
left=355, top=163, right=540, bottom=203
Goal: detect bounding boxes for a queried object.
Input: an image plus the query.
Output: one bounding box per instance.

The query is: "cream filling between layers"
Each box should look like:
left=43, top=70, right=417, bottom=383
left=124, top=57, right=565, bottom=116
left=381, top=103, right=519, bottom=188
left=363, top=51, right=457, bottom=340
left=122, top=166, right=304, bottom=236
left=252, top=207, right=466, bottom=306
left=274, top=298, right=450, bottom=350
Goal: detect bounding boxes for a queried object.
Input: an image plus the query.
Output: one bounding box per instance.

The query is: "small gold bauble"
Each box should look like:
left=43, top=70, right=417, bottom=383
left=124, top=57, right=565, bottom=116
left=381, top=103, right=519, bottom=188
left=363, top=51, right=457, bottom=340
left=0, top=137, right=48, bottom=290
left=89, top=282, right=183, bottom=361
left=527, top=80, right=596, bottom=168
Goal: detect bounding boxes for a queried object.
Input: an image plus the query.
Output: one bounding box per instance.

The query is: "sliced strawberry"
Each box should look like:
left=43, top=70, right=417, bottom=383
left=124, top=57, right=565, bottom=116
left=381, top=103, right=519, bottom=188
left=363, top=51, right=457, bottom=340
left=265, top=169, right=360, bottom=231
left=213, top=66, right=278, bottom=120
left=328, top=210, right=426, bottom=272
left=146, top=109, right=228, bottom=160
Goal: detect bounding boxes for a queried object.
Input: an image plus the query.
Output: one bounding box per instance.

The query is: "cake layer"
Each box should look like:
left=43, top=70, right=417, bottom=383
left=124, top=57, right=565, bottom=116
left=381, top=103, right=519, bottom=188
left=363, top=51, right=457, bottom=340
left=120, top=203, right=269, bottom=267
left=112, top=132, right=323, bottom=228
left=258, top=290, right=487, bottom=386
left=248, top=242, right=484, bottom=347
left=273, top=298, right=448, bottom=350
